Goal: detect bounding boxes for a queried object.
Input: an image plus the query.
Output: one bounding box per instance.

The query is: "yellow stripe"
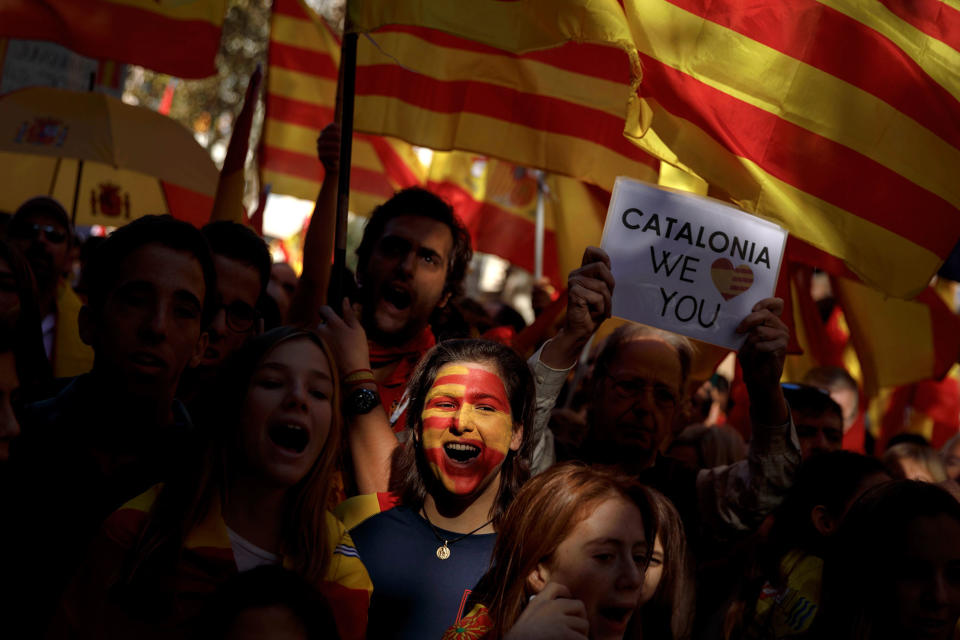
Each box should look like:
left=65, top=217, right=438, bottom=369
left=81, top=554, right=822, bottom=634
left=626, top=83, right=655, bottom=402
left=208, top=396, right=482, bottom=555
left=263, top=118, right=322, bottom=155
left=740, top=156, right=943, bottom=299
left=105, top=0, right=225, bottom=24
left=267, top=67, right=337, bottom=106
left=817, top=0, right=960, bottom=103
left=271, top=12, right=340, bottom=57
left=628, top=97, right=943, bottom=298
left=261, top=169, right=318, bottom=201
left=359, top=30, right=632, bottom=120
left=627, top=0, right=960, bottom=209
left=834, top=276, right=935, bottom=394
left=352, top=138, right=384, bottom=172
left=263, top=120, right=385, bottom=174
left=355, top=96, right=657, bottom=191
left=350, top=0, right=636, bottom=55
left=260, top=169, right=392, bottom=216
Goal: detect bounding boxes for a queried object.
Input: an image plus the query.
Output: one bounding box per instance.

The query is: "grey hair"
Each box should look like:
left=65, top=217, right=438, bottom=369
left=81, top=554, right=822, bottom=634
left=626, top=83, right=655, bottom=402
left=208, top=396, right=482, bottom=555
left=592, top=323, right=696, bottom=391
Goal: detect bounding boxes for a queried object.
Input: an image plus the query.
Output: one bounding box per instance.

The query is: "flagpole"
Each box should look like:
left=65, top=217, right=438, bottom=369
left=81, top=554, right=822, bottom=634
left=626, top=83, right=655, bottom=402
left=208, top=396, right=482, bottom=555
left=330, top=31, right=357, bottom=310
left=71, top=71, right=96, bottom=225
left=534, top=171, right=545, bottom=280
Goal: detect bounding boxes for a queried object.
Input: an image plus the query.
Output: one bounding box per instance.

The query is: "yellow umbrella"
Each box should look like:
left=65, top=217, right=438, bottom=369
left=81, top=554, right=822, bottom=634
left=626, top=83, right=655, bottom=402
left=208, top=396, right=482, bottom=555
left=0, top=87, right=219, bottom=227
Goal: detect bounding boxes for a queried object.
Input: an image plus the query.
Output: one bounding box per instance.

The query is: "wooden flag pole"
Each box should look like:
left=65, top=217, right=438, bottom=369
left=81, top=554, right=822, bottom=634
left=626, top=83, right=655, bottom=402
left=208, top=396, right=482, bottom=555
left=329, top=31, right=358, bottom=310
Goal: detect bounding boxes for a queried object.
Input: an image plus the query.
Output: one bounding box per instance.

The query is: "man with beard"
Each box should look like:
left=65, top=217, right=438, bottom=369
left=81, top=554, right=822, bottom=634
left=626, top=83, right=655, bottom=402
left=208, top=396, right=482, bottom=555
left=297, top=126, right=613, bottom=494
left=6, top=197, right=93, bottom=378
left=570, top=305, right=799, bottom=546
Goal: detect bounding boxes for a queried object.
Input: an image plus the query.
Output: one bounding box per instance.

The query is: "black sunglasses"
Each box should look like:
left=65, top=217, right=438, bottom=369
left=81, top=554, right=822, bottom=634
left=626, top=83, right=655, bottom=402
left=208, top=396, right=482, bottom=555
left=12, top=223, right=68, bottom=245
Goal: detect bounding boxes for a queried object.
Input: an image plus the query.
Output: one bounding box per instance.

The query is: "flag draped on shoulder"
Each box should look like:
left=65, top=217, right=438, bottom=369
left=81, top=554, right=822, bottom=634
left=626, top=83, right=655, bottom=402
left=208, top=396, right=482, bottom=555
left=0, top=0, right=226, bottom=78
left=261, top=0, right=424, bottom=215
left=621, top=0, right=960, bottom=299
left=347, top=0, right=659, bottom=191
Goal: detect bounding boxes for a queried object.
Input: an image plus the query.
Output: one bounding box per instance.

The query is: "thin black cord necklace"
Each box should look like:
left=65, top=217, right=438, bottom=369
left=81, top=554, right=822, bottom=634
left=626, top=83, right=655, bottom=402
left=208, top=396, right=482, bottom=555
left=421, top=509, right=493, bottom=560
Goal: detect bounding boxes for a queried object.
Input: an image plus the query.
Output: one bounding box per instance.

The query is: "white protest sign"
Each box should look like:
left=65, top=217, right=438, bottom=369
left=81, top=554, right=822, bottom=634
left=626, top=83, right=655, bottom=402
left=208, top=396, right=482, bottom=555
left=600, top=177, right=787, bottom=350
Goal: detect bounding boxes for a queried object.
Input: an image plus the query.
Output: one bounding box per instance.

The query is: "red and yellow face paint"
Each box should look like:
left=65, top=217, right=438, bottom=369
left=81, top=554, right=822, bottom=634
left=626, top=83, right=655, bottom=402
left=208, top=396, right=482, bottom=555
left=421, top=362, right=517, bottom=496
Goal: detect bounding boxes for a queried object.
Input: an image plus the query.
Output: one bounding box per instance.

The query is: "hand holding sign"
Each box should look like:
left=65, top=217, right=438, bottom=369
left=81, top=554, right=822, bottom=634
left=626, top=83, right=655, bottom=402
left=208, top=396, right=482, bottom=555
left=541, top=247, right=615, bottom=370
left=600, top=178, right=787, bottom=350
left=737, top=297, right=791, bottom=426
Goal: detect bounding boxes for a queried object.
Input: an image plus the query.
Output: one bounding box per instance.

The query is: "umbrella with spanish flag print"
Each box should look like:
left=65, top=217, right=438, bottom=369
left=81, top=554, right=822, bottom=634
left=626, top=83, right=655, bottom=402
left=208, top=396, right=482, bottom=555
left=0, top=86, right=219, bottom=227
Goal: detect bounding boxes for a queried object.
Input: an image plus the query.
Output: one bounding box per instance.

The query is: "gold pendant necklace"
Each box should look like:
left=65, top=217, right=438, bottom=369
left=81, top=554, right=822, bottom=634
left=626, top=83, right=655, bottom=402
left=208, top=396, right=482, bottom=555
left=436, top=543, right=451, bottom=560
left=422, top=510, right=492, bottom=561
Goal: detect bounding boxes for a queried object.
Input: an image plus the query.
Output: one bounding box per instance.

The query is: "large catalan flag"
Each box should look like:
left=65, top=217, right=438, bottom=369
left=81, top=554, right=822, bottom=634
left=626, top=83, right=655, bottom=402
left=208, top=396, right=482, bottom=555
left=621, top=0, right=960, bottom=299
left=0, top=0, right=226, bottom=78
left=261, top=0, right=424, bottom=216
left=347, top=0, right=660, bottom=192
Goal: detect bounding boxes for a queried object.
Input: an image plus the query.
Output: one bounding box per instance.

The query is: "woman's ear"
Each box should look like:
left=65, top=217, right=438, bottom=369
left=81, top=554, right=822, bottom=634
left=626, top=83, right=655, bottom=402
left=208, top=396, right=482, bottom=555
left=811, top=505, right=837, bottom=536
left=526, top=562, right=551, bottom=594
left=510, top=424, right=523, bottom=452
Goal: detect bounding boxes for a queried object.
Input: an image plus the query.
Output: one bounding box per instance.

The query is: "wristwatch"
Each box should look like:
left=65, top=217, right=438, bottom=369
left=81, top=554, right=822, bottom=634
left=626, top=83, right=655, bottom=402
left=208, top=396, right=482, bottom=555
left=344, top=386, right=380, bottom=416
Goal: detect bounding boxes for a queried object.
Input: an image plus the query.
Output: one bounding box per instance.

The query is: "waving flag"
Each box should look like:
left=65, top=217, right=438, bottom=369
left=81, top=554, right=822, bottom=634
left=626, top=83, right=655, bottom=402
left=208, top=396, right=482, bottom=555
left=347, top=0, right=659, bottom=192
left=0, top=0, right=226, bottom=78
left=261, top=0, right=424, bottom=215
left=621, top=0, right=960, bottom=299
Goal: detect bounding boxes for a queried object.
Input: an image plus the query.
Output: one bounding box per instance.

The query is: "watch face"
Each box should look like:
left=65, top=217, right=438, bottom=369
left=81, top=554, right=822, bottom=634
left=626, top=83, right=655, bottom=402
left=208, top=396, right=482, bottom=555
left=348, top=387, right=380, bottom=415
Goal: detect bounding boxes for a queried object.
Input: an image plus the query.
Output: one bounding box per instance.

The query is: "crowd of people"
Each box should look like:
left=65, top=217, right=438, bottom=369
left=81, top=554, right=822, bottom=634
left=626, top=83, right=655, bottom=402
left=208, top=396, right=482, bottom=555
left=1, top=124, right=960, bottom=640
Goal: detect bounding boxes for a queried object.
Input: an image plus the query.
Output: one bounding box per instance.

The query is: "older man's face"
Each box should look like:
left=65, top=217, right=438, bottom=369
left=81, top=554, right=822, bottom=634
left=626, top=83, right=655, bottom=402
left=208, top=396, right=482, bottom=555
left=589, top=338, right=683, bottom=469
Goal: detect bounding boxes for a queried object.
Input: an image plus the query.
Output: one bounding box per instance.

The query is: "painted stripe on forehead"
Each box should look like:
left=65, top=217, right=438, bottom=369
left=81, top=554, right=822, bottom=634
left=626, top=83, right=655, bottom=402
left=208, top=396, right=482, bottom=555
left=431, top=367, right=509, bottom=397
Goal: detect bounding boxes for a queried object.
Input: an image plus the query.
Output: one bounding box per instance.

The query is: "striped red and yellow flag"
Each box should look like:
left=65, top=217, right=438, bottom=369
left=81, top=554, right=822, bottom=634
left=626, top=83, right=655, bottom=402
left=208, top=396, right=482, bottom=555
left=261, top=0, right=424, bottom=216
left=0, top=0, right=226, bottom=78
left=426, top=153, right=561, bottom=282
left=621, top=0, right=960, bottom=299
left=347, top=0, right=659, bottom=192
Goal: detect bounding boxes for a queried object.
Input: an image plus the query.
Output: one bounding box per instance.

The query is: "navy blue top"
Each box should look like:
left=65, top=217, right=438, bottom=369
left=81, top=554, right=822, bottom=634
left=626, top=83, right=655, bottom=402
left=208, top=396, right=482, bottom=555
left=350, top=505, right=497, bottom=640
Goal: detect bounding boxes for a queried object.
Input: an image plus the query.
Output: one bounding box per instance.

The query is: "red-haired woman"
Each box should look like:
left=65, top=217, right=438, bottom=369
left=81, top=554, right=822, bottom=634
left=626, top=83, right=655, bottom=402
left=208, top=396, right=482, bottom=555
left=444, top=463, right=694, bottom=640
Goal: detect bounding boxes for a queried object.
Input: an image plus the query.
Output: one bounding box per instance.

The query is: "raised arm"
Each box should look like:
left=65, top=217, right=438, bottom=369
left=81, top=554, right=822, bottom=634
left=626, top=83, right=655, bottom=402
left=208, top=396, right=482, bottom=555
left=697, top=297, right=800, bottom=533
left=288, top=123, right=341, bottom=326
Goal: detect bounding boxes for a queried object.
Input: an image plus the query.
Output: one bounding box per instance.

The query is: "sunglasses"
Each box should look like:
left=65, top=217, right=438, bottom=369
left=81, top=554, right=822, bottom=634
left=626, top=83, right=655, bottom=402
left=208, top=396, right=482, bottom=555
left=12, top=223, right=68, bottom=245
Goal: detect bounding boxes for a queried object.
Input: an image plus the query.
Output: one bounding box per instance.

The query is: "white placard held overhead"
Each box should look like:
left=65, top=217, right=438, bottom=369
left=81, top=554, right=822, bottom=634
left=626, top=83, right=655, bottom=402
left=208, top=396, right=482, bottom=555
left=600, top=177, right=787, bottom=350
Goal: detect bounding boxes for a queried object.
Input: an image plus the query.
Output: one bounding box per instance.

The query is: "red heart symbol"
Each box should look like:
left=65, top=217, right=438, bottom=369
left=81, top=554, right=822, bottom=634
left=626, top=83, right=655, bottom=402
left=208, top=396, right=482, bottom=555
left=711, top=258, right=754, bottom=301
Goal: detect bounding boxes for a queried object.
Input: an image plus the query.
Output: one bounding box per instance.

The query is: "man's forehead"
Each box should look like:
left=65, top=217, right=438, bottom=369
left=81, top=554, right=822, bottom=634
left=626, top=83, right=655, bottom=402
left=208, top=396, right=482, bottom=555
left=380, top=215, right=454, bottom=254
left=795, top=410, right=843, bottom=430
left=115, top=243, right=205, bottom=295
left=609, top=338, right=682, bottom=375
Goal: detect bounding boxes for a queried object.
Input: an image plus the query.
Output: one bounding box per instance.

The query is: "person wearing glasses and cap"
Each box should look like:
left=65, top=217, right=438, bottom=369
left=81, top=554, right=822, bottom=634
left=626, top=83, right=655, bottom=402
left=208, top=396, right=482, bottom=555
left=6, top=197, right=93, bottom=378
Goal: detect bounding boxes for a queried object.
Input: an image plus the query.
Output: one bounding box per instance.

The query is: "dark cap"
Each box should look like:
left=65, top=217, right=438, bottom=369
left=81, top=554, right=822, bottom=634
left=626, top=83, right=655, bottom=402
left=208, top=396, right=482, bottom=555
left=10, top=197, right=71, bottom=234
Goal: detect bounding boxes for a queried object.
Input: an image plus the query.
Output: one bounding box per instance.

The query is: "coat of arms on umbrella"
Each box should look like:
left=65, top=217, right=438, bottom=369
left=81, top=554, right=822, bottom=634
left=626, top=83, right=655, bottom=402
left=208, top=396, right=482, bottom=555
left=90, top=183, right=130, bottom=218
left=14, top=117, right=69, bottom=147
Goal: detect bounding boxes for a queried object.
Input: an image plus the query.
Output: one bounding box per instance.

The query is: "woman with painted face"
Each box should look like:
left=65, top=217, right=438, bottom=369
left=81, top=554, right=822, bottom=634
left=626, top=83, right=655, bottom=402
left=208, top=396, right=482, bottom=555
left=337, top=338, right=534, bottom=640
left=51, top=328, right=371, bottom=640
left=442, top=463, right=693, bottom=640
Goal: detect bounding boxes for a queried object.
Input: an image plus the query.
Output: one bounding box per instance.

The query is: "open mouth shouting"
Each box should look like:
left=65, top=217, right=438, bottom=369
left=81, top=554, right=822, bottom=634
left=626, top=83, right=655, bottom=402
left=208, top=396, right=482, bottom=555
left=268, top=422, right=310, bottom=454
left=594, top=604, right=635, bottom=638
left=381, top=282, right=413, bottom=312
left=444, top=441, right=482, bottom=463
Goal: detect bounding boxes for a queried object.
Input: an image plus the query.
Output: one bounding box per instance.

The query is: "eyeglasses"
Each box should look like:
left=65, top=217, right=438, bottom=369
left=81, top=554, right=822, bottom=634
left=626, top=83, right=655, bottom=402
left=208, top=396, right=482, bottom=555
left=606, top=375, right=679, bottom=410
left=781, top=382, right=833, bottom=397
left=215, top=300, right=259, bottom=333
left=11, top=223, right=68, bottom=245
